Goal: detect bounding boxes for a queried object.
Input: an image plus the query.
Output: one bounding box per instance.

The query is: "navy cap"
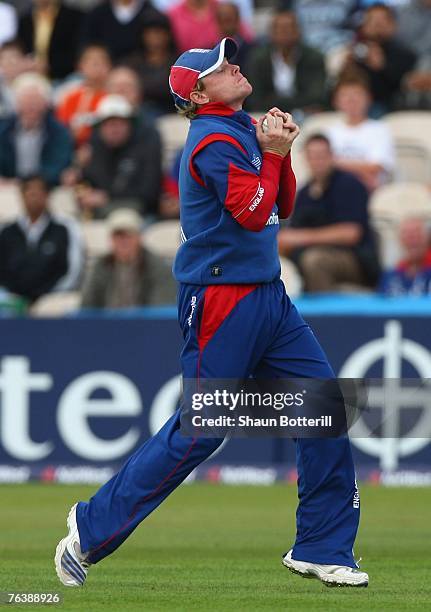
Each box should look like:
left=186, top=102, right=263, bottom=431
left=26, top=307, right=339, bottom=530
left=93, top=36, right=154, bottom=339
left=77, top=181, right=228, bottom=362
left=169, top=37, right=238, bottom=109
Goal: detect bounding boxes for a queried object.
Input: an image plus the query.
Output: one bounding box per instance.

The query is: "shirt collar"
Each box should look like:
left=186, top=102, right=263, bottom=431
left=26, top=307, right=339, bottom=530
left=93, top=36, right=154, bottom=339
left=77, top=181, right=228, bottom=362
left=16, top=122, right=43, bottom=135
left=112, top=0, right=143, bottom=23
left=18, top=212, right=50, bottom=245
left=195, top=102, right=254, bottom=128
left=196, top=102, right=237, bottom=116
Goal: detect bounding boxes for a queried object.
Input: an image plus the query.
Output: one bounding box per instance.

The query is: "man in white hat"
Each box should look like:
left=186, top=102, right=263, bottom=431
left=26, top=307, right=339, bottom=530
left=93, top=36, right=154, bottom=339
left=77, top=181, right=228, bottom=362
left=76, top=94, right=162, bottom=219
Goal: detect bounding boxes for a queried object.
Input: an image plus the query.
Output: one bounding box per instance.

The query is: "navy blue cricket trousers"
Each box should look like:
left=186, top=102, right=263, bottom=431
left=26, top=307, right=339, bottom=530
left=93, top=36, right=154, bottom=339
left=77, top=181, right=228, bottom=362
left=77, top=279, right=360, bottom=567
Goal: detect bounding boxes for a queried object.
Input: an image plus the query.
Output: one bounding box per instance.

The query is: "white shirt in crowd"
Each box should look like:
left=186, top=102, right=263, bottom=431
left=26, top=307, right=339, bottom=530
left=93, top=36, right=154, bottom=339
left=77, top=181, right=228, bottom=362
left=0, top=2, right=17, bottom=46
left=327, top=119, right=396, bottom=180
left=112, top=0, right=145, bottom=23
left=272, top=52, right=296, bottom=98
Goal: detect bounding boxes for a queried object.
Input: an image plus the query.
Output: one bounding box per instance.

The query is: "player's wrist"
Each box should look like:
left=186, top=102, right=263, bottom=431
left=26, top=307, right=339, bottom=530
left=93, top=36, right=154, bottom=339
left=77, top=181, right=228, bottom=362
left=262, top=149, right=287, bottom=159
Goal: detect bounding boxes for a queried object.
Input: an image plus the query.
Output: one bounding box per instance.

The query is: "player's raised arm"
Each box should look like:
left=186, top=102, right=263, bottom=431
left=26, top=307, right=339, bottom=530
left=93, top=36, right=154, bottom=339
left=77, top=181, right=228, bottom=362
left=192, top=113, right=297, bottom=232
left=263, top=109, right=300, bottom=219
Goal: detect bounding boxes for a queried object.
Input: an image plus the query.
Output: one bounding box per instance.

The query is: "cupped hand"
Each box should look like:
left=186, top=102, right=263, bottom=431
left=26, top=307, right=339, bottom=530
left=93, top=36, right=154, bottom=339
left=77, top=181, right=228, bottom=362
left=256, top=112, right=300, bottom=157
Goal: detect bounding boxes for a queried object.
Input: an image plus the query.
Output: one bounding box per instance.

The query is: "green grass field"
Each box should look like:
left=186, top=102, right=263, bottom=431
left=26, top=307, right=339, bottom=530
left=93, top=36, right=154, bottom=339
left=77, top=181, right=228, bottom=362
left=0, top=483, right=430, bottom=611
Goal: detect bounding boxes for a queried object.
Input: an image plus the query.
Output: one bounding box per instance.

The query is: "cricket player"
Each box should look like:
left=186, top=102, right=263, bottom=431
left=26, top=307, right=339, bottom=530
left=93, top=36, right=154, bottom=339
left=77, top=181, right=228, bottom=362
left=55, top=38, right=369, bottom=588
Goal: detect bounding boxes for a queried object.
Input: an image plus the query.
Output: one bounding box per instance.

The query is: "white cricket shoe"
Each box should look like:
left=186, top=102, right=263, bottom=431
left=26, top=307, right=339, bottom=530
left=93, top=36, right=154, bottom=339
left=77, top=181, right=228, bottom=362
left=55, top=503, right=90, bottom=587
left=282, top=549, right=369, bottom=587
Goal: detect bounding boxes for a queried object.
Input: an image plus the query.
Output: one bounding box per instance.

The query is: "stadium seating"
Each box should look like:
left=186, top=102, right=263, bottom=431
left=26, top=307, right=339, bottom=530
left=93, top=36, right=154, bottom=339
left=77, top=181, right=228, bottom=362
left=287, top=110, right=431, bottom=188
left=0, top=184, right=22, bottom=222
left=369, top=182, right=431, bottom=268
left=290, top=145, right=310, bottom=188
left=382, top=111, right=431, bottom=183
left=143, top=219, right=181, bottom=262
left=370, top=181, right=431, bottom=222
left=29, top=291, right=81, bottom=317
left=0, top=184, right=78, bottom=223
left=251, top=7, right=273, bottom=38
left=291, top=112, right=342, bottom=186
left=280, top=256, right=303, bottom=297
left=299, top=111, right=342, bottom=142
left=157, top=114, right=190, bottom=171
left=50, top=187, right=79, bottom=218
left=81, top=220, right=110, bottom=258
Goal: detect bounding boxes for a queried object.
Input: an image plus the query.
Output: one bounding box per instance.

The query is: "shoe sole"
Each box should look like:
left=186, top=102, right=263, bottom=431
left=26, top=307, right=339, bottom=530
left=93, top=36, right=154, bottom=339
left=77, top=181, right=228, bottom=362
left=282, top=558, right=315, bottom=580
left=54, top=504, right=83, bottom=588
left=323, top=579, right=368, bottom=588
left=282, top=558, right=368, bottom=588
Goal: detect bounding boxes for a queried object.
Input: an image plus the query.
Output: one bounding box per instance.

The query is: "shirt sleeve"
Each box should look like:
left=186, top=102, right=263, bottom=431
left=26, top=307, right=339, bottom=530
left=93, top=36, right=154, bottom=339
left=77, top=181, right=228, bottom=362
left=277, top=152, right=296, bottom=219
left=192, top=138, right=283, bottom=232
left=52, top=218, right=84, bottom=292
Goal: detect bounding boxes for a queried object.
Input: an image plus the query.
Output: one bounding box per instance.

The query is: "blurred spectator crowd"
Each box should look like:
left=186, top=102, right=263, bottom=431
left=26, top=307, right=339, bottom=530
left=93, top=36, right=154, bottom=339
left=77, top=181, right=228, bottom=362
left=0, top=0, right=430, bottom=316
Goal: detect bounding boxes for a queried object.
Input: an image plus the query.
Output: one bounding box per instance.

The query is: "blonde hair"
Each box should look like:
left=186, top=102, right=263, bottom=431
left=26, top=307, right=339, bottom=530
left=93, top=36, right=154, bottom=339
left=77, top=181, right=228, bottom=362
left=12, top=72, right=52, bottom=102
left=176, top=79, right=205, bottom=120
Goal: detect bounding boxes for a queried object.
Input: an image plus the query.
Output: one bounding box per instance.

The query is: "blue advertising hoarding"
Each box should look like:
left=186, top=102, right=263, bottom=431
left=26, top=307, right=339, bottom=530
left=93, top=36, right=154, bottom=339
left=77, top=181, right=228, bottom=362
left=0, top=297, right=431, bottom=485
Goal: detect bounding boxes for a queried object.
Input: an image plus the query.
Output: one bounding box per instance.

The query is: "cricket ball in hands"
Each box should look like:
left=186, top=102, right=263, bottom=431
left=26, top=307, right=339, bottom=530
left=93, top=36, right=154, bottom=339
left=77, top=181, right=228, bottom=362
left=262, top=114, right=292, bottom=133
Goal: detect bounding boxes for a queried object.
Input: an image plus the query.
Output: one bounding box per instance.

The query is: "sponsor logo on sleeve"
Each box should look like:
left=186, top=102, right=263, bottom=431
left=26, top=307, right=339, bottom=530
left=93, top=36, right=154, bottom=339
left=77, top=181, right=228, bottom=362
left=266, top=212, right=279, bottom=226
left=249, top=185, right=265, bottom=211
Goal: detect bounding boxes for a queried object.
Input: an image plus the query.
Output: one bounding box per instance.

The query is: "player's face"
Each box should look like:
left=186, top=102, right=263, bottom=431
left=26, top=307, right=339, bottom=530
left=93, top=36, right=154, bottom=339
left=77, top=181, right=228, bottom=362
left=200, top=59, right=252, bottom=110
